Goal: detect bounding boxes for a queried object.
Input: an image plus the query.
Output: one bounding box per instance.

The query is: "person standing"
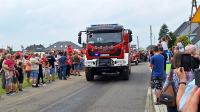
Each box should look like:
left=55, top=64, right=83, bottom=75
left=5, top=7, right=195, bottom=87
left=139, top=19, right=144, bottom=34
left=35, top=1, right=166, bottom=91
left=24, top=55, right=32, bottom=86
left=0, top=55, right=6, bottom=89
left=150, top=46, right=165, bottom=105
left=46, top=52, right=56, bottom=82
left=161, top=37, right=169, bottom=54
left=158, top=47, right=168, bottom=74
left=66, top=53, right=71, bottom=78
left=58, top=52, right=67, bottom=80
left=73, top=52, right=81, bottom=76
left=2, top=54, right=15, bottom=95
left=30, top=54, right=39, bottom=87
left=16, top=62, right=24, bottom=91
left=37, top=59, right=45, bottom=86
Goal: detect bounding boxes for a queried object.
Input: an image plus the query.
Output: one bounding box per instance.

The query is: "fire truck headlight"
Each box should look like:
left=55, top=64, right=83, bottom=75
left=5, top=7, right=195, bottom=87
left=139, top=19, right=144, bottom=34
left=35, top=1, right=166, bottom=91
left=85, top=60, right=96, bottom=66
left=115, top=60, right=126, bottom=64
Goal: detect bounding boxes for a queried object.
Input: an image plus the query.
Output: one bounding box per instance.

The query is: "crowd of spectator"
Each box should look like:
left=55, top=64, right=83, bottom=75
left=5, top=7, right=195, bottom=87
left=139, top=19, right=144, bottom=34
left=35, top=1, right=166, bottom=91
left=0, top=50, right=84, bottom=96
left=149, top=37, right=200, bottom=112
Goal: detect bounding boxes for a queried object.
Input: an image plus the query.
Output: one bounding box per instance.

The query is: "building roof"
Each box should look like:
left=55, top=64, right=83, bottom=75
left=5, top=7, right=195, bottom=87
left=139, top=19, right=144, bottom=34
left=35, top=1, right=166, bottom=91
left=25, top=44, right=45, bottom=52
left=45, top=41, right=82, bottom=51
left=174, top=22, right=190, bottom=36
left=191, top=26, right=200, bottom=44
left=174, top=21, right=200, bottom=44
left=174, top=21, right=199, bottom=36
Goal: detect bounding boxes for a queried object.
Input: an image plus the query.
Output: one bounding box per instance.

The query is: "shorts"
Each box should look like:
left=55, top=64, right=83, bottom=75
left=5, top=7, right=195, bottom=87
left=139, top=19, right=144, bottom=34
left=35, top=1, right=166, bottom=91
left=31, top=70, right=39, bottom=79
left=18, top=75, right=24, bottom=84
left=5, top=78, right=12, bottom=86
left=26, top=71, right=31, bottom=78
left=74, top=64, right=80, bottom=70
left=50, top=68, right=55, bottom=76
left=151, top=77, right=163, bottom=90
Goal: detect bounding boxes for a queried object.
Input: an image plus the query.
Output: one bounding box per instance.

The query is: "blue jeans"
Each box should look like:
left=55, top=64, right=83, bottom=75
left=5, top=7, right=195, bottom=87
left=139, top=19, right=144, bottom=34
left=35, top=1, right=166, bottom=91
left=31, top=70, right=39, bottom=79
left=59, top=66, right=67, bottom=80
left=50, top=68, right=55, bottom=76
left=74, top=64, right=80, bottom=70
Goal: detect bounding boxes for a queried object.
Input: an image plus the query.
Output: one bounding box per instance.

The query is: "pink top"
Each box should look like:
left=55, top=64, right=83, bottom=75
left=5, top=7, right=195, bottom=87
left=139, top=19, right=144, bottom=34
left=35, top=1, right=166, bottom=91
left=4, top=59, right=15, bottom=69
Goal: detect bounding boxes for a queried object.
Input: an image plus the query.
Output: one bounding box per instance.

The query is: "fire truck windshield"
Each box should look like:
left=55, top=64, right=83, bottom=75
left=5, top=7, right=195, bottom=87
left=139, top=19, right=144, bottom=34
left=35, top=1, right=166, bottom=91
left=87, top=32, right=122, bottom=45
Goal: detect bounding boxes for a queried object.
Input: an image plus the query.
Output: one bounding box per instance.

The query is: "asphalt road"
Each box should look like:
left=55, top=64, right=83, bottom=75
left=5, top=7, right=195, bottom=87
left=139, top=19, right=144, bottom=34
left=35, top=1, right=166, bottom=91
left=0, top=63, right=151, bottom=112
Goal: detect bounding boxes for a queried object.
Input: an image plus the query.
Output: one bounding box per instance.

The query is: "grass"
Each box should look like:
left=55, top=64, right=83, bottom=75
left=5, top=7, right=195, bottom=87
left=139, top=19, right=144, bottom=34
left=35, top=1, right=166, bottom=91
left=0, top=79, right=6, bottom=95
left=0, top=74, right=59, bottom=95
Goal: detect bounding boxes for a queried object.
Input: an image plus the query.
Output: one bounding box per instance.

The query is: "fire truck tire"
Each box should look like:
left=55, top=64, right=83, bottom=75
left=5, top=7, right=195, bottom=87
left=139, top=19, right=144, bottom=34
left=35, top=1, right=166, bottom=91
left=135, top=61, right=138, bottom=65
left=121, top=67, right=129, bottom=80
left=85, top=68, right=94, bottom=81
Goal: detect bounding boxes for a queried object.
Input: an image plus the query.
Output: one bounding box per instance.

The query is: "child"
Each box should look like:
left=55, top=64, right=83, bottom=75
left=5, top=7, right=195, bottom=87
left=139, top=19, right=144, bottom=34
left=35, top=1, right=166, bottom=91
left=16, top=62, right=24, bottom=91
left=44, top=60, right=50, bottom=83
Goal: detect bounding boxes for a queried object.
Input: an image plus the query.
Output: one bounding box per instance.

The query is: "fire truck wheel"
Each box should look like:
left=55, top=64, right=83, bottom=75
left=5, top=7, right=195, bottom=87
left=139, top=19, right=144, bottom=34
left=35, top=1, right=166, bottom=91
left=135, top=61, right=138, bottom=65
left=85, top=68, right=94, bottom=81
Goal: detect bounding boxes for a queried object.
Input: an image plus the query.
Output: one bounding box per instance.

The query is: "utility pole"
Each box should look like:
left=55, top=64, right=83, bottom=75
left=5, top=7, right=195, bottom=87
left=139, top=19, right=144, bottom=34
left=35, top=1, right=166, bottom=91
left=150, top=25, right=153, bottom=45
left=189, top=0, right=198, bottom=40
left=137, top=36, right=139, bottom=50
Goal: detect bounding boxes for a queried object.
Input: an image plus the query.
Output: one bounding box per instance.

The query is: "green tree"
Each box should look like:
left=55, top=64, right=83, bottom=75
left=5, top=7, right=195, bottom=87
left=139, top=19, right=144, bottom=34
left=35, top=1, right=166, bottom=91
left=168, top=32, right=176, bottom=49
left=159, top=24, right=169, bottom=40
left=177, top=35, right=191, bottom=47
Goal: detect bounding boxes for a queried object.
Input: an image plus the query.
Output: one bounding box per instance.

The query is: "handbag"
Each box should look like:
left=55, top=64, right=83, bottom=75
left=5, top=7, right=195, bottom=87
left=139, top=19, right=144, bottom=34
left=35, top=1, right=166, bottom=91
left=159, top=70, right=176, bottom=107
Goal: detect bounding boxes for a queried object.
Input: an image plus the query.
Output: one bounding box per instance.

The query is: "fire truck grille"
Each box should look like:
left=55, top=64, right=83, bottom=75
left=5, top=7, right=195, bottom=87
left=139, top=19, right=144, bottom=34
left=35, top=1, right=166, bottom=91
left=98, top=59, right=112, bottom=67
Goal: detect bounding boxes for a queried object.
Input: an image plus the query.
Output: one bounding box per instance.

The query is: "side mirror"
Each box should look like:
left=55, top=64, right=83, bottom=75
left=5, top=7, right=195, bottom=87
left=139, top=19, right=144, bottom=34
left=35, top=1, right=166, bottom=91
left=78, top=32, right=82, bottom=44
left=128, top=29, right=132, bottom=42
left=124, top=33, right=129, bottom=43
left=78, top=36, right=81, bottom=44
left=78, top=32, right=82, bottom=37
left=129, top=35, right=132, bottom=42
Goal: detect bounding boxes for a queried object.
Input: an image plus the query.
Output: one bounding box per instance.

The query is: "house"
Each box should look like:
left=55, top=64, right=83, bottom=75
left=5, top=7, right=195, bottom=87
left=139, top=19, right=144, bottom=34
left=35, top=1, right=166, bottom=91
left=174, top=21, right=200, bottom=53
left=25, top=44, right=45, bottom=55
left=174, top=21, right=200, bottom=44
left=45, top=41, right=82, bottom=52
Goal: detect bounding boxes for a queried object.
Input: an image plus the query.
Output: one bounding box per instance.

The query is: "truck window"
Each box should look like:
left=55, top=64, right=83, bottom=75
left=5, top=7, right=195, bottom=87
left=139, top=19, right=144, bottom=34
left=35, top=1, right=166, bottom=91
left=87, top=32, right=122, bottom=45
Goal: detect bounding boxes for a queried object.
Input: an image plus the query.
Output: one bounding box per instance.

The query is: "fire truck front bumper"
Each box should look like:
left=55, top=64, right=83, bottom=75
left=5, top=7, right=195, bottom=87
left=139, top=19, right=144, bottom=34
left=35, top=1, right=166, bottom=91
left=84, top=58, right=129, bottom=67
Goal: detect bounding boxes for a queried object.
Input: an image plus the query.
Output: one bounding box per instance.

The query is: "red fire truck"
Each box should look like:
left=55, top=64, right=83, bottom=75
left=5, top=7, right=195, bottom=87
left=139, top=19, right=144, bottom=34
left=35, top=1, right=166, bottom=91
left=78, top=24, right=132, bottom=81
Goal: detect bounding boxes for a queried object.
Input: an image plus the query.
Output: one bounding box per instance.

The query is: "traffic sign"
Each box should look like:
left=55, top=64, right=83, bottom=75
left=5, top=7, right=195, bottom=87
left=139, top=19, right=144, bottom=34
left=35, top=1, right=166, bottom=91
left=192, top=6, right=200, bottom=23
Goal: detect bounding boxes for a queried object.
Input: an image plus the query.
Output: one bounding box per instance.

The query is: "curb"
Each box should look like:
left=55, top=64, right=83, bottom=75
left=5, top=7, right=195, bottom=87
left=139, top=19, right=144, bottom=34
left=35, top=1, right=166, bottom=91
left=144, top=87, right=154, bottom=112
left=152, top=90, right=167, bottom=112
left=144, top=87, right=168, bottom=112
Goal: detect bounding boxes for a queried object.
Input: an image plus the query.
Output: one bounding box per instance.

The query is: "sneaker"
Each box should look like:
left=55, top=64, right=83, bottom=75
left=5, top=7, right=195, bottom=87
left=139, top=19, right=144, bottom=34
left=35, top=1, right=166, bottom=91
left=6, top=92, right=10, bottom=96
left=9, top=91, right=15, bottom=96
left=154, top=102, right=161, bottom=105
left=35, top=85, right=39, bottom=88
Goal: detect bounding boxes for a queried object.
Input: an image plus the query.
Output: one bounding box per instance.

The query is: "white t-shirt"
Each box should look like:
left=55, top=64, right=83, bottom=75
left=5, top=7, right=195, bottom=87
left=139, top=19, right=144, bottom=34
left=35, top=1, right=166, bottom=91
left=30, top=57, right=39, bottom=70
left=161, top=41, right=168, bottom=51
left=177, top=42, right=184, bottom=52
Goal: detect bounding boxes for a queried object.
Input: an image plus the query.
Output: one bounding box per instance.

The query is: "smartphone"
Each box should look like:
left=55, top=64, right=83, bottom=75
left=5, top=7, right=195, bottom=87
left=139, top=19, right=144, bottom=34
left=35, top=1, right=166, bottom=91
left=194, top=69, right=200, bottom=87
left=181, top=54, right=192, bottom=71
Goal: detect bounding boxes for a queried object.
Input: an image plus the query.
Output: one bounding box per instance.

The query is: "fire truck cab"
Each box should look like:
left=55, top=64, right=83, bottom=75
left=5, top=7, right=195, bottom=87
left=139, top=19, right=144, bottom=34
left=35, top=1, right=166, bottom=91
left=78, top=24, right=132, bottom=81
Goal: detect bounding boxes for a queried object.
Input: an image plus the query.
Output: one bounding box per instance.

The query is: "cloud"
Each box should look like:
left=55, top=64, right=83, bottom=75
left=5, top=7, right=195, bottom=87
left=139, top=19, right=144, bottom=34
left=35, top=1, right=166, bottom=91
left=0, top=0, right=195, bottom=50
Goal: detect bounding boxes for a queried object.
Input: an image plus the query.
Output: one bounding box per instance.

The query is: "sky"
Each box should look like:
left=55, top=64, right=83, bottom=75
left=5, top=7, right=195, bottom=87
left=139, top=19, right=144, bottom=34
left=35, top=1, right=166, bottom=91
left=0, top=0, right=197, bottom=50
